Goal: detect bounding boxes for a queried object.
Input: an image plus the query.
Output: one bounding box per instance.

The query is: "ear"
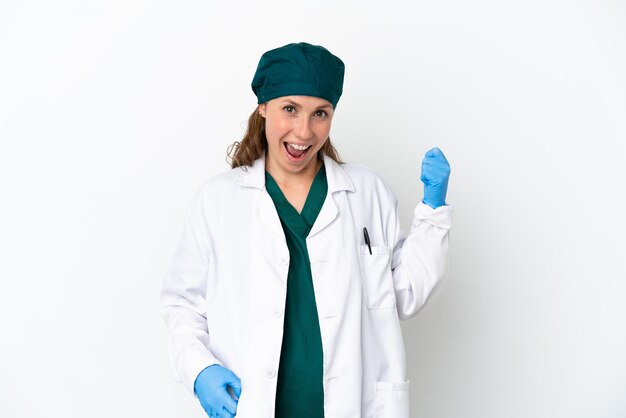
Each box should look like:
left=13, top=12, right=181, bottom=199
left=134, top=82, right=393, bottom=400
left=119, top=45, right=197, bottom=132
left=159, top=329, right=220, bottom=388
left=257, top=103, right=267, bottom=118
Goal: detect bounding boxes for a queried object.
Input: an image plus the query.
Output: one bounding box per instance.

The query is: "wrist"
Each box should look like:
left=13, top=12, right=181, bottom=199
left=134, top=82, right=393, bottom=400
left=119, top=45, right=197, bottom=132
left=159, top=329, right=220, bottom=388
left=422, top=198, right=444, bottom=209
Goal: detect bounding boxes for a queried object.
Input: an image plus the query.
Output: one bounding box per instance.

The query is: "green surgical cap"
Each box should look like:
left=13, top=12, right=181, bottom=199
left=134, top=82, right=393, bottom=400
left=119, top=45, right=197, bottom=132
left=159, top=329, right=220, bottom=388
left=251, top=42, right=345, bottom=108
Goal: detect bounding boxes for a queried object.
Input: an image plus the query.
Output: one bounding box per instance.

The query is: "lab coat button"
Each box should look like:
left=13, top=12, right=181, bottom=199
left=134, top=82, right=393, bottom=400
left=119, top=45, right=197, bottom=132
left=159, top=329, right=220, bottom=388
left=273, top=308, right=283, bottom=317
left=266, top=369, right=276, bottom=378
left=280, top=257, right=288, bottom=266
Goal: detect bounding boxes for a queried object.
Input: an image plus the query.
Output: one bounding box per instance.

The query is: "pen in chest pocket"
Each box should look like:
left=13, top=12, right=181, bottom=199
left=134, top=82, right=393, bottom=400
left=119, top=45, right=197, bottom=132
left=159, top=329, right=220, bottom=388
left=362, top=227, right=372, bottom=255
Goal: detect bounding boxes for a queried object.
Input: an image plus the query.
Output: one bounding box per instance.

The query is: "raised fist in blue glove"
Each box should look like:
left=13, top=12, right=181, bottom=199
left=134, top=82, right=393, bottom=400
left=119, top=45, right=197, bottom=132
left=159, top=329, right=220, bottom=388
left=420, top=147, right=451, bottom=209
left=194, top=364, right=241, bottom=417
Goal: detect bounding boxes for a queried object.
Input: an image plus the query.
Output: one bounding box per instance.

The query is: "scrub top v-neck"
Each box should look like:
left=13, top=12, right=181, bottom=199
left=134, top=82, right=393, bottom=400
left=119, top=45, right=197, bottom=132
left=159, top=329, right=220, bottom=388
left=265, top=163, right=328, bottom=418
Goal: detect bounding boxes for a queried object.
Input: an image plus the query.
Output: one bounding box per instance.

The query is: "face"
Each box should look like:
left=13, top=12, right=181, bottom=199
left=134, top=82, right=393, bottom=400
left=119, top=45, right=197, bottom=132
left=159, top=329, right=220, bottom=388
left=258, top=95, right=334, bottom=177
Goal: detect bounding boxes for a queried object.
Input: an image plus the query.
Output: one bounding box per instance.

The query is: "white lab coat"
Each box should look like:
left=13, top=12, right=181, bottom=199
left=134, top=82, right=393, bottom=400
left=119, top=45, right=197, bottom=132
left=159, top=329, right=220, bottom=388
left=160, top=151, right=453, bottom=418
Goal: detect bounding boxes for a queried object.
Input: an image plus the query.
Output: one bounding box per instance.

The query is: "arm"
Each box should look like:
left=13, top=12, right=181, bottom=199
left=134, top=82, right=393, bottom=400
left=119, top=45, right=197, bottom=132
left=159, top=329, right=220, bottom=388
left=390, top=201, right=453, bottom=320
left=390, top=147, right=453, bottom=320
left=159, top=188, right=221, bottom=396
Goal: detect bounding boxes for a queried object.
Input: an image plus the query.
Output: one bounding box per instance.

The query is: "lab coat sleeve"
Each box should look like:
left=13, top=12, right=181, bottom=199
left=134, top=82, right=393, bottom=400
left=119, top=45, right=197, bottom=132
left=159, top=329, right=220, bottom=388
left=390, top=199, right=453, bottom=320
left=160, top=187, right=221, bottom=396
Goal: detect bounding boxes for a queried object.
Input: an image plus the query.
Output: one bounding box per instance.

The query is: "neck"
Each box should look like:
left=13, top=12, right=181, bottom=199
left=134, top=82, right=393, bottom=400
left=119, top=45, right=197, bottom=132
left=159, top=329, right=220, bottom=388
left=265, top=153, right=323, bottom=190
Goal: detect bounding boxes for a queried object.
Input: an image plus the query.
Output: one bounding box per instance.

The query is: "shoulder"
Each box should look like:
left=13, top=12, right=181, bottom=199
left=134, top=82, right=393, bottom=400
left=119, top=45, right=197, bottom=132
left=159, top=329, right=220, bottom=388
left=341, top=162, right=398, bottom=202
left=189, top=165, right=249, bottom=208
left=200, top=166, right=245, bottom=191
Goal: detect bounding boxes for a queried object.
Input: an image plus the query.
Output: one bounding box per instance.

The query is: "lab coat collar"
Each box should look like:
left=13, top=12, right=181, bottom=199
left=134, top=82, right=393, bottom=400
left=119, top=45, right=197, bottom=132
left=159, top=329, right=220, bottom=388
left=236, top=150, right=355, bottom=194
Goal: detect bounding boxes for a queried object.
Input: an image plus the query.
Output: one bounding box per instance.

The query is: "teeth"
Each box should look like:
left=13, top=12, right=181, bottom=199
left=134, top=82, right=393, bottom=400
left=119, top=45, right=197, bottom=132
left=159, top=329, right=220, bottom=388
left=288, top=143, right=311, bottom=151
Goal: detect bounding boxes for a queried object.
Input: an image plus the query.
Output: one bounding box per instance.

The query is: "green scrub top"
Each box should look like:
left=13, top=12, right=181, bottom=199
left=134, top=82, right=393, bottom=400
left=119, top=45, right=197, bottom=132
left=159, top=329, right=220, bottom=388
left=265, top=163, right=328, bottom=418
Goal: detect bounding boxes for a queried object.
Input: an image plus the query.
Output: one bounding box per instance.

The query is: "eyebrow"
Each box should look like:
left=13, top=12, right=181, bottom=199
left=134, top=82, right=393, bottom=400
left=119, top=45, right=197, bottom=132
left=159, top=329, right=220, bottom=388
left=281, top=99, right=332, bottom=110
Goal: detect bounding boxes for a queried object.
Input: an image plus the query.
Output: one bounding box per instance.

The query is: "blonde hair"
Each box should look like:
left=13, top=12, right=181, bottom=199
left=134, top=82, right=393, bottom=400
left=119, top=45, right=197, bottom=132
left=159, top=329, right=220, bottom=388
left=226, top=108, right=344, bottom=169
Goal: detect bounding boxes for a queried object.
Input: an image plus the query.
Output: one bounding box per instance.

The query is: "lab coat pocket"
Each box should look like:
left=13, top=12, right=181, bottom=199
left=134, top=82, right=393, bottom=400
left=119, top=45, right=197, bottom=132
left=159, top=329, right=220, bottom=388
left=358, top=245, right=395, bottom=309
left=374, top=380, right=410, bottom=418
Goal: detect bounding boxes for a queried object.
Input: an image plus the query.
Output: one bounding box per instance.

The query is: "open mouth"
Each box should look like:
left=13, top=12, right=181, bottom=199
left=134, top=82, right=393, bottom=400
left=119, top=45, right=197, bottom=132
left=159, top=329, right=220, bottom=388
left=283, top=142, right=312, bottom=160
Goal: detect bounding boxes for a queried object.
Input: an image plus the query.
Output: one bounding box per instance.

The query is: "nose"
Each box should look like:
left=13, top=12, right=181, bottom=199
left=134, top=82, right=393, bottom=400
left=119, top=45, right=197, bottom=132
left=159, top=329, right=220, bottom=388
left=294, top=115, right=313, bottom=141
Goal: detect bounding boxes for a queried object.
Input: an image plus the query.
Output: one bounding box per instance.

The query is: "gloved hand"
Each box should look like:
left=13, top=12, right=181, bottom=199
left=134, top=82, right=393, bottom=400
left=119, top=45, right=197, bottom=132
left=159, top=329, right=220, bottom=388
left=420, top=147, right=451, bottom=209
left=194, top=364, right=242, bottom=418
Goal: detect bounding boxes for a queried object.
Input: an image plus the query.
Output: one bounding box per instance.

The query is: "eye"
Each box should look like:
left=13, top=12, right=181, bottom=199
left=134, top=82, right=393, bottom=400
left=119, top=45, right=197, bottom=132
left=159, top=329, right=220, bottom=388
left=283, top=105, right=295, bottom=113
left=315, top=110, right=328, bottom=118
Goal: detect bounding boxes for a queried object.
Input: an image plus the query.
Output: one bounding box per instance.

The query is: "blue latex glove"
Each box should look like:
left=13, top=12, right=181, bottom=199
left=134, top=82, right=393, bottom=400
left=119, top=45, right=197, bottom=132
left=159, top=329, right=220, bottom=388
left=194, top=364, right=242, bottom=418
left=420, top=147, right=451, bottom=209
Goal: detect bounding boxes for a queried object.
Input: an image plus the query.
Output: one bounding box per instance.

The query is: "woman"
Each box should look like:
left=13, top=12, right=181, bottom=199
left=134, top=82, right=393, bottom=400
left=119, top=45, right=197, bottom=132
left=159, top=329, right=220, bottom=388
left=160, top=42, right=452, bottom=418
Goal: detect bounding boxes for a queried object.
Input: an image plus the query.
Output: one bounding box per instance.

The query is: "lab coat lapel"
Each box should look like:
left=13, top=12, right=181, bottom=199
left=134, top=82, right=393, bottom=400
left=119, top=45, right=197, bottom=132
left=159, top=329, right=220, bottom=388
left=257, top=191, right=285, bottom=239
left=236, top=151, right=355, bottom=239
left=308, top=152, right=355, bottom=238
left=236, top=153, right=285, bottom=239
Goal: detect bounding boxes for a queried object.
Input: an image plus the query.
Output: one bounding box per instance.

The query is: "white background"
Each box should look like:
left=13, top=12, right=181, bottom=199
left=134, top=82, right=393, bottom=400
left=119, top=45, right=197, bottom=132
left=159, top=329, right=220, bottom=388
left=1, top=1, right=625, bottom=417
